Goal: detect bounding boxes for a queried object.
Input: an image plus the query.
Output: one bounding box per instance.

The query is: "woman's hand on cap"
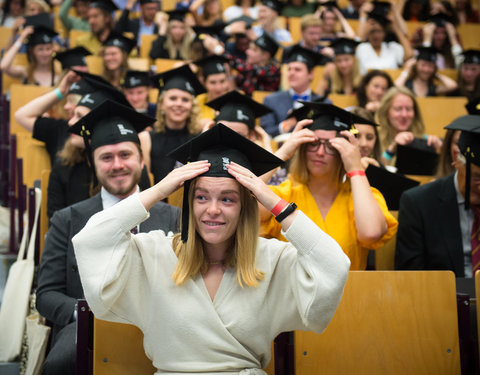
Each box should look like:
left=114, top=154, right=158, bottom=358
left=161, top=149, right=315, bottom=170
left=275, top=119, right=315, bottom=162
left=226, top=162, right=279, bottom=211
left=329, top=130, right=364, bottom=173
left=156, top=161, right=210, bottom=201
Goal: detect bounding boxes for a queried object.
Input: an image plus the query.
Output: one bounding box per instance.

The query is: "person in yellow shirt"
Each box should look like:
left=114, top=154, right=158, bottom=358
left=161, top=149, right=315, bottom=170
left=260, top=102, right=397, bottom=270
left=194, top=55, right=231, bottom=129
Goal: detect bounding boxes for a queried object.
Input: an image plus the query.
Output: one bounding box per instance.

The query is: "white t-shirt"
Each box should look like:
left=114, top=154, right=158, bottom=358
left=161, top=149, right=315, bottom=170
left=355, top=41, right=404, bottom=75
left=223, top=5, right=259, bottom=22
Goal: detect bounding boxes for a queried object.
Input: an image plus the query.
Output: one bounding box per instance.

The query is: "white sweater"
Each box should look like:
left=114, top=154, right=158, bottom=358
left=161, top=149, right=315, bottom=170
left=73, top=195, right=350, bottom=374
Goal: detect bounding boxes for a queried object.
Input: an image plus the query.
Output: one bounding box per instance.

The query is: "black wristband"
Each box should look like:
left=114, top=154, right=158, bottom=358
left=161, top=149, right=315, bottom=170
left=275, top=202, right=297, bottom=223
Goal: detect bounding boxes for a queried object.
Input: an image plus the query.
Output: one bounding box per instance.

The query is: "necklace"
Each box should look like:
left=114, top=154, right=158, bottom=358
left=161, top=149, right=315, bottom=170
left=208, top=260, right=224, bottom=265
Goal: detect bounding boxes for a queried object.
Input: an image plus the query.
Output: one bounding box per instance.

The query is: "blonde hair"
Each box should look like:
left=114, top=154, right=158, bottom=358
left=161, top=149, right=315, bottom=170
left=288, top=142, right=344, bottom=188
left=57, top=137, right=87, bottom=167
left=301, top=14, right=322, bottom=31
left=330, top=57, right=362, bottom=94
left=375, top=86, right=425, bottom=152
left=27, top=0, right=50, bottom=12
left=26, top=48, right=61, bottom=86
left=165, top=22, right=194, bottom=60
left=154, top=90, right=200, bottom=134
left=102, top=48, right=129, bottom=89
left=171, top=178, right=265, bottom=287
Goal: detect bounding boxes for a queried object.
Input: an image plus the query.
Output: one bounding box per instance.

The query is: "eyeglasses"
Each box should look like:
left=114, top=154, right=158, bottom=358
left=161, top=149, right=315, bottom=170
left=305, top=138, right=337, bottom=155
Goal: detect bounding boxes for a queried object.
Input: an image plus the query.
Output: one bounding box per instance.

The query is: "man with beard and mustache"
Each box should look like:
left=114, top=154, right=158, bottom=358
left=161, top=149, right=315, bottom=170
left=74, top=0, right=117, bottom=55
left=36, top=100, right=180, bottom=375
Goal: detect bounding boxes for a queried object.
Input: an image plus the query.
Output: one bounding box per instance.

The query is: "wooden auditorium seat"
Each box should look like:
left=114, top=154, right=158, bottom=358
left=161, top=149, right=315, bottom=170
left=15, top=133, right=50, bottom=188
left=86, top=55, right=104, bottom=75
left=2, top=53, right=28, bottom=94
left=140, top=34, right=157, bottom=60
left=288, top=16, right=302, bottom=44
left=417, top=96, right=468, bottom=137
left=252, top=90, right=271, bottom=105
left=457, top=23, right=480, bottom=50
left=9, top=84, right=50, bottom=134
left=381, top=68, right=458, bottom=82
left=69, top=30, right=90, bottom=47
left=295, top=271, right=461, bottom=375
left=328, top=93, right=358, bottom=108
left=128, top=57, right=150, bottom=71
left=154, top=58, right=185, bottom=73
left=93, top=319, right=275, bottom=374
left=0, top=26, right=12, bottom=51
left=374, top=211, right=398, bottom=270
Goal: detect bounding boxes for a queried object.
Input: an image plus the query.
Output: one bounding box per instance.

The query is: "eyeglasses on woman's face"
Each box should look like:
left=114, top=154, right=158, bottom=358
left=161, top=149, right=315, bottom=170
left=305, top=138, right=337, bottom=155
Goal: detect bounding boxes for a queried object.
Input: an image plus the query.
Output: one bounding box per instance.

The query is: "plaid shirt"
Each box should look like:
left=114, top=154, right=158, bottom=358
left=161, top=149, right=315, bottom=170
left=226, top=54, right=281, bottom=96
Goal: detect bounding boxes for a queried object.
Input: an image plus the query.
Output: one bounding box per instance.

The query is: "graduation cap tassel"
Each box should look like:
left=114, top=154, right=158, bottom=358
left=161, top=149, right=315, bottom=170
left=81, top=129, right=98, bottom=188
left=181, top=180, right=191, bottom=243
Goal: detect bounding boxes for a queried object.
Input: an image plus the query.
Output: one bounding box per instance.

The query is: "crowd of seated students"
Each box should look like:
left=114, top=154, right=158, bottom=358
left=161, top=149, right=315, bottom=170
left=2, top=0, right=480, bottom=372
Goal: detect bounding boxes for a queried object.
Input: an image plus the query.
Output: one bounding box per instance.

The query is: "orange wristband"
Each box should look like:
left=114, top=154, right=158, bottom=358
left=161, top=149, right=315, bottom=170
left=271, top=199, right=288, bottom=216
left=346, top=170, right=366, bottom=178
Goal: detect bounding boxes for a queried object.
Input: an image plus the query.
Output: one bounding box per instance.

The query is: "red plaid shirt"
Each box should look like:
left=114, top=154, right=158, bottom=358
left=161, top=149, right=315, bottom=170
left=225, top=54, right=281, bottom=96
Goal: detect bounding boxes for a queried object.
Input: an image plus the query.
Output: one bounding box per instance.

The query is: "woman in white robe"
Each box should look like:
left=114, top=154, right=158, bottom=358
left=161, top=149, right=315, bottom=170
left=72, top=124, right=350, bottom=374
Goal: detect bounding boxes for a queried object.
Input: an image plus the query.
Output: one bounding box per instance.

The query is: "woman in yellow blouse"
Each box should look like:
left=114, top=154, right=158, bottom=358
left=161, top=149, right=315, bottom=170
left=260, top=102, right=397, bottom=270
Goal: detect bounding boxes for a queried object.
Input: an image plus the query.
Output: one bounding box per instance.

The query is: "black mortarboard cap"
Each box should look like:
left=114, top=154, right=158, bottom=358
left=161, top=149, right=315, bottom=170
left=283, top=45, right=325, bottom=70
left=70, top=99, right=154, bottom=150
left=367, top=11, right=391, bottom=27
left=365, top=165, right=419, bottom=210
left=89, top=0, right=118, bottom=12
left=194, top=55, right=228, bottom=78
left=315, top=0, right=338, bottom=11
left=54, top=46, right=91, bottom=70
left=166, top=9, right=189, bottom=22
left=227, top=15, right=256, bottom=28
left=429, top=12, right=451, bottom=27
left=445, top=114, right=480, bottom=208
left=371, top=1, right=391, bottom=16
left=68, top=79, right=94, bottom=96
left=330, top=38, right=359, bottom=56
left=261, top=0, right=283, bottom=13
left=168, top=123, right=284, bottom=241
left=104, top=33, right=136, bottom=54
left=192, top=22, right=226, bottom=40
left=73, top=70, right=132, bottom=108
left=394, top=138, right=439, bottom=176
left=416, top=46, right=437, bottom=62
left=151, top=64, right=206, bottom=95
left=139, top=0, right=158, bottom=4
left=206, top=90, right=272, bottom=129
left=24, top=13, right=53, bottom=29
left=297, top=101, right=359, bottom=133
left=254, top=32, right=280, bottom=56
left=26, top=25, right=57, bottom=47
left=122, top=70, right=150, bottom=88
left=466, top=96, right=480, bottom=115
left=462, top=49, right=480, bottom=65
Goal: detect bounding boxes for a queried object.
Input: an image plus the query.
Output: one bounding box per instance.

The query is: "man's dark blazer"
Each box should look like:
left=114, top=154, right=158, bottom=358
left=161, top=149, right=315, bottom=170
left=114, top=9, right=158, bottom=44
left=260, top=91, right=330, bottom=138
left=36, top=193, right=180, bottom=339
left=395, top=173, right=466, bottom=276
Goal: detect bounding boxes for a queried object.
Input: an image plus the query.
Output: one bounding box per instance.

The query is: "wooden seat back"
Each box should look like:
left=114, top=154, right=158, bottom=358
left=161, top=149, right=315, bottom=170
left=374, top=211, right=398, bottom=270
left=9, top=84, right=50, bottom=134
left=295, top=271, right=461, bottom=375
left=417, top=97, right=468, bottom=137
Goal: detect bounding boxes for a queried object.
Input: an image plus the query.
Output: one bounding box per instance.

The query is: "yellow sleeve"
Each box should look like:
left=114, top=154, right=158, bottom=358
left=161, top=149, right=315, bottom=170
left=363, top=187, right=398, bottom=250
left=260, top=180, right=295, bottom=241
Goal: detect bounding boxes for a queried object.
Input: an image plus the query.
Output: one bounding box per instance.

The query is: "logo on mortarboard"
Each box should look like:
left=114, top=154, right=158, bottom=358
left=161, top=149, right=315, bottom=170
left=81, top=57, right=87, bottom=64
left=236, top=110, right=249, bottom=122
left=113, top=39, right=123, bottom=47
left=296, top=55, right=306, bottom=62
left=70, top=82, right=80, bottom=90
left=129, top=77, right=141, bottom=86
left=222, top=157, right=230, bottom=170
left=81, top=94, right=95, bottom=104
left=117, top=124, right=134, bottom=135
left=333, top=117, right=347, bottom=129
left=42, top=35, right=50, bottom=43
left=216, top=63, right=225, bottom=72
left=185, top=82, right=194, bottom=93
